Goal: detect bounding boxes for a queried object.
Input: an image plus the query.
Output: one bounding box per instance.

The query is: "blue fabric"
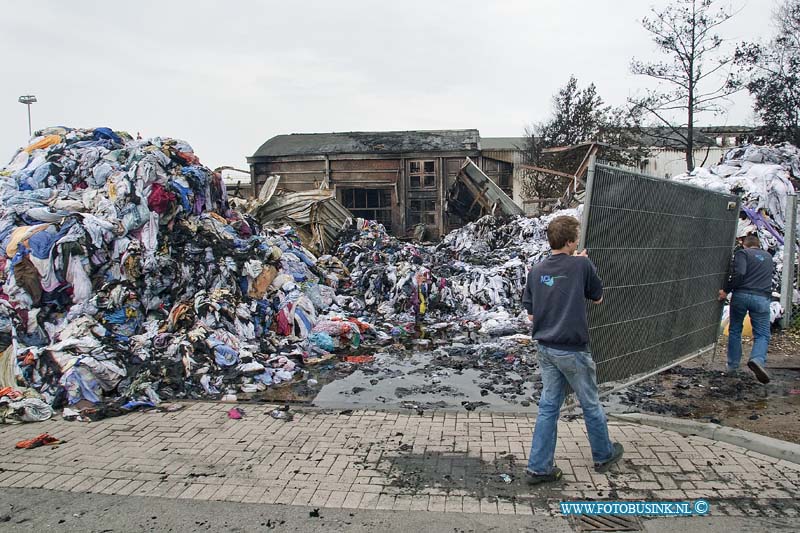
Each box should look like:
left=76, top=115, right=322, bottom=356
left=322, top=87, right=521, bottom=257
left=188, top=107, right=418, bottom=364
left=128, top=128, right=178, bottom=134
left=288, top=247, right=316, bottom=267
left=727, top=292, right=771, bottom=369
left=102, top=305, right=142, bottom=337
left=528, top=344, right=614, bottom=474
left=742, top=206, right=784, bottom=245
left=308, top=332, right=334, bottom=352
left=92, top=127, right=123, bottom=145
left=121, top=400, right=156, bottom=410
left=30, top=163, right=52, bottom=188
left=169, top=180, right=192, bottom=212
left=0, top=227, right=15, bottom=256
left=282, top=260, right=308, bottom=282
left=103, top=308, right=129, bottom=324
left=3, top=188, right=54, bottom=207
left=27, top=228, right=66, bottom=259
left=8, top=246, right=30, bottom=276
left=69, top=139, right=116, bottom=150
left=294, top=306, right=313, bottom=335
left=522, top=254, right=603, bottom=352
left=181, top=166, right=208, bottom=186
left=63, top=365, right=103, bottom=404
left=253, top=300, right=273, bottom=335
left=212, top=342, right=239, bottom=367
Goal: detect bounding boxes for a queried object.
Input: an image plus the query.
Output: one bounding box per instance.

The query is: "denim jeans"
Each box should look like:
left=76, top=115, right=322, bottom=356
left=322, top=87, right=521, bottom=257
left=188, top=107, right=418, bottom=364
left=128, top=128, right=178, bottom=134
left=727, top=292, right=771, bottom=370
left=527, top=344, right=614, bottom=475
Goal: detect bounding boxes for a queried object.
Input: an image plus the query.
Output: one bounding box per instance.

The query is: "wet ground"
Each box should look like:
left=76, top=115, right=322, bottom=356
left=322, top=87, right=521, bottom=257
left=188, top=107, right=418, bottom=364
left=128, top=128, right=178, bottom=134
left=207, top=324, right=800, bottom=445
left=606, top=329, right=800, bottom=444
left=312, top=332, right=539, bottom=414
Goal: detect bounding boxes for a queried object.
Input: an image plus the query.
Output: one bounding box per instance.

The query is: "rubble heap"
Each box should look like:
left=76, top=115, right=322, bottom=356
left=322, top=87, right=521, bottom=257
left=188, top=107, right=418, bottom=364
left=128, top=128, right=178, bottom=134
left=0, top=126, right=582, bottom=424
left=333, top=209, right=580, bottom=328
left=672, top=143, right=800, bottom=320
left=0, top=127, right=369, bottom=423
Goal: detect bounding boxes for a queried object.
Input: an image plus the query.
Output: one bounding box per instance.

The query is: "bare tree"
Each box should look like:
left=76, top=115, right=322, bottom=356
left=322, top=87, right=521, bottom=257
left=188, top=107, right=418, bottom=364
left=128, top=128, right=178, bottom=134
left=630, top=0, right=739, bottom=171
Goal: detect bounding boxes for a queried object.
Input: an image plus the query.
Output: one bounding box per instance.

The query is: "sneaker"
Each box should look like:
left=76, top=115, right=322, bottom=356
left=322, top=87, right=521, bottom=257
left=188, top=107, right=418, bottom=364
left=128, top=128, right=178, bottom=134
left=747, top=361, right=770, bottom=384
left=595, top=442, right=624, bottom=473
left=525, top=466, right=562, bottom=485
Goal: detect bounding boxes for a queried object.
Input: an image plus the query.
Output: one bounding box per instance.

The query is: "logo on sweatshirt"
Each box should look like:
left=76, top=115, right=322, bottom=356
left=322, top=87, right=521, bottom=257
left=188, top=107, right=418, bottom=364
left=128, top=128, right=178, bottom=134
left=756, top=254, right=765, bottom=262
left=540, top=275, right=567, bottom=287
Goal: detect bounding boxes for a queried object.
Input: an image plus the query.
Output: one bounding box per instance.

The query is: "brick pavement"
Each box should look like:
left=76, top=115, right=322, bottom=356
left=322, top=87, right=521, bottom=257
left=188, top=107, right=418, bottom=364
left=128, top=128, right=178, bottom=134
left=1, top=403, right=798, bottom=517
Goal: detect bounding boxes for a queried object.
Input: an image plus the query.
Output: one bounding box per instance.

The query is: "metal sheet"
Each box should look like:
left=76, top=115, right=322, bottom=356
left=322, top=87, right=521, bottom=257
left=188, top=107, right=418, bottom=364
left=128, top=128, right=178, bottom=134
left=582, top=162, right=740, bottom=384
left=250, top=189, right=352, bottom=253
left=257, top=175, right=281, bottom=203
left=451, top=157, right=523, bottom=217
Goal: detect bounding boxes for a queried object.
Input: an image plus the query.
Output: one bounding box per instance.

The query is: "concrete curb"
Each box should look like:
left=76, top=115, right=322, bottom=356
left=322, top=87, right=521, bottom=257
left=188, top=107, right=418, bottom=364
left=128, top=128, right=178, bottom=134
left=609, top=412, right=800, bottom=465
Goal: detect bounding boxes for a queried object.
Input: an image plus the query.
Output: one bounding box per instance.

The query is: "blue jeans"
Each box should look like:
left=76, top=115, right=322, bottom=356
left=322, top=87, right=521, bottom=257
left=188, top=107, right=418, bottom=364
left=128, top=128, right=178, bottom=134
left=527, top=344, right=614, bottom=475
left=727, top=292, right=771, bottom=370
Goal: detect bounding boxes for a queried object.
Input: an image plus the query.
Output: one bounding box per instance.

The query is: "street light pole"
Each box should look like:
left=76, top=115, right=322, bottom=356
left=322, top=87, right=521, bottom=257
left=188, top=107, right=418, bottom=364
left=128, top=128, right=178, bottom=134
left=18, top=95, right=37, bottom=137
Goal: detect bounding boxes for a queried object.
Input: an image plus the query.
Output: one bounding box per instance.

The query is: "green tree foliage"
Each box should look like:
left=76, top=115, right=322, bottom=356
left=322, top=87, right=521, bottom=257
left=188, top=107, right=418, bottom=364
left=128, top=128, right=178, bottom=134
left=521, top=76, right=646, bottom=200
left=735, top=0, right=800, bottom=145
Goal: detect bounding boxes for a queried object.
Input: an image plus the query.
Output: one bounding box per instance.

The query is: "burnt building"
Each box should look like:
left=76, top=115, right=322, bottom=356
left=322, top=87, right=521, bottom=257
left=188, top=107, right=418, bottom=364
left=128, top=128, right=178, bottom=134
left=247, top=129, right=516, bottom=238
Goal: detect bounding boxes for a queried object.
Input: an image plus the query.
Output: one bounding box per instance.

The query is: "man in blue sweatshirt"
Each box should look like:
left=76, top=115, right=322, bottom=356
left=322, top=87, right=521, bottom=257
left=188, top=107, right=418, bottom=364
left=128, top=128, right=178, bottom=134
left=719, top=233, right=774, bottom=384
left=521, top=215, right=623, bottom=484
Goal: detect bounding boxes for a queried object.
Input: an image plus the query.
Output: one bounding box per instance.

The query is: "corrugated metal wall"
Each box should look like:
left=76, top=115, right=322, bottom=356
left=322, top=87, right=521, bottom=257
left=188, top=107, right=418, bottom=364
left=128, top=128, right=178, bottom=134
left=640, top=147, right=726, bottom=178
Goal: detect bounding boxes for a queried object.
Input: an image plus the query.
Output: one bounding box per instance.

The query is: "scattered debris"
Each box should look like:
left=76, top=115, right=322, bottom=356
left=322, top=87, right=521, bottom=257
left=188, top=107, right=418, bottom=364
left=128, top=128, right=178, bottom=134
left=461, top=401, right=490, bottom=411
left=672, top=143, right=800, bottom=323
left=15, top=433, right=63, bottom=449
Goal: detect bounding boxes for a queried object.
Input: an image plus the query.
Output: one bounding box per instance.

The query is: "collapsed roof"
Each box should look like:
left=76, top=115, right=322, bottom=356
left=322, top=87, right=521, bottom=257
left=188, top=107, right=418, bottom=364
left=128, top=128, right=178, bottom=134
left=250, top=129, right=481, bottom=159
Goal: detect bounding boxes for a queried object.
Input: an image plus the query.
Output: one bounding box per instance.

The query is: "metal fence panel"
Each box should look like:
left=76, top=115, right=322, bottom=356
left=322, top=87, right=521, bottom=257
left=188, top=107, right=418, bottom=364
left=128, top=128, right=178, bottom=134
left=581, top=161, right=740, bottom=384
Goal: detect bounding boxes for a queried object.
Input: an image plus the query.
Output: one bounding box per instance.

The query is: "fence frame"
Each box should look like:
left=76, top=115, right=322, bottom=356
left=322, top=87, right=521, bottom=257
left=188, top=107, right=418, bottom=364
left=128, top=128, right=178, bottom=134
left=579, top=158, right=741, bottom=387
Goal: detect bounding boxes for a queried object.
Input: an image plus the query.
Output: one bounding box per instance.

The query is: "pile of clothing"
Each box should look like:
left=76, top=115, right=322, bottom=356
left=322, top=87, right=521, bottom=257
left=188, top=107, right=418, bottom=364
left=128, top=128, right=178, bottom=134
left=0, top=127, right=362, bottom=418
left=672, top=143, right=800, bottom=321
left=334, top=210, right=580, bottom=323
left=673, top=143, right=798, bottom=231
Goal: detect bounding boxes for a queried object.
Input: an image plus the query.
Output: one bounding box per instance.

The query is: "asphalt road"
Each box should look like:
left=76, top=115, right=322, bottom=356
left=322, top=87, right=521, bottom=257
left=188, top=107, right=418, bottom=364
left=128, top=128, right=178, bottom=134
left=2, top=488, right=796, bottom=533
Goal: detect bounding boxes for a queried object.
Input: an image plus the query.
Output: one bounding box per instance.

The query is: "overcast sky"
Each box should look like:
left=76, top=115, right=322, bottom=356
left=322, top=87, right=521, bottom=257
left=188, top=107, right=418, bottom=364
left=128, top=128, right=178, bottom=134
left=0, top=0, right=775, bottom=169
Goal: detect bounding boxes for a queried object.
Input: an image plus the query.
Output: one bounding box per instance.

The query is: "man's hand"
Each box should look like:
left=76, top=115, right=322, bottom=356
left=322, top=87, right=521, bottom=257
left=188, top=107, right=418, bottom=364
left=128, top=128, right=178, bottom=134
left=527, top=315, right=534, bottom=323
left=573, top=249, right=588, bottom=257
left=718, top=290, right=728, bottom=301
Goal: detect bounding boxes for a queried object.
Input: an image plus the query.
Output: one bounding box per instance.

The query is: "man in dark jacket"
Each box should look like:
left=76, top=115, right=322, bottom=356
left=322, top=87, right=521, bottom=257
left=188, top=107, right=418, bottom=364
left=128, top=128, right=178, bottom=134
left=719, top=234, right=774, bottom=384
left=521, top=215, right=623, bottom=484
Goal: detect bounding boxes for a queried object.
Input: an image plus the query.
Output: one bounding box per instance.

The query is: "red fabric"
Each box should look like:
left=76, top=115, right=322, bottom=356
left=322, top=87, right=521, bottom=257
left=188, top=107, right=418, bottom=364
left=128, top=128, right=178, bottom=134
left=176, top=151, right=200, bottom=165
left=22, top=351, right=36, bottom=366
left=0, top=387, right=23, bottom=400
left=276, top=305, right=293, bottom=336
left=343, top=355, right=374, bottom=364
left=147, top=183, right=176, bottom=214
left=15, top=433, right=62, bottom=449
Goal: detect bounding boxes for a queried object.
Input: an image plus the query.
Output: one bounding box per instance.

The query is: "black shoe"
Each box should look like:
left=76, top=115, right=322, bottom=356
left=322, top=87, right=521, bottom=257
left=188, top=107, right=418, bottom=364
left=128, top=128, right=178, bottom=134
left=747, top=360, right=771, bottom=384
left=595, top=442, right=624, bottom=473
left=525, top=466, right=562, bottom=485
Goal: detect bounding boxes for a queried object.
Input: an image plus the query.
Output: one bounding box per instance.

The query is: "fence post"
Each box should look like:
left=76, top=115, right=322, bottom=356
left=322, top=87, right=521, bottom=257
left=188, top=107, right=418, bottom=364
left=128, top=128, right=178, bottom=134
left=781, top=194, right=798, bottom=329
left=579, top=155, right=596, bottom=251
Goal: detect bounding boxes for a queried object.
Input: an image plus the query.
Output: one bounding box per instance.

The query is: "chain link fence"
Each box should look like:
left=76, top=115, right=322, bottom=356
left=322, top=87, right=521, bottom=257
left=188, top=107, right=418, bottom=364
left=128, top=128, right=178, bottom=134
left=581, top=160, right=740, bottom=384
